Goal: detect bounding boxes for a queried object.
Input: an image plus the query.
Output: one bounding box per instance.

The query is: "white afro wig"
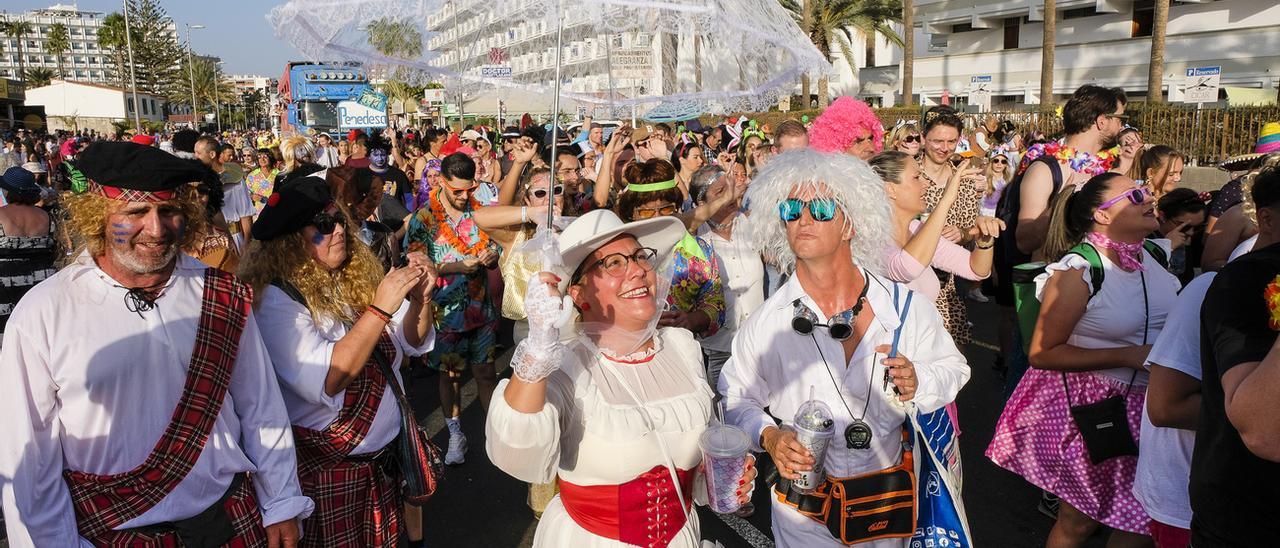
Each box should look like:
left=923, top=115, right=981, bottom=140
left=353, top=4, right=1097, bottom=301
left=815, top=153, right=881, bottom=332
left=741, top=148, right=891, bottom=275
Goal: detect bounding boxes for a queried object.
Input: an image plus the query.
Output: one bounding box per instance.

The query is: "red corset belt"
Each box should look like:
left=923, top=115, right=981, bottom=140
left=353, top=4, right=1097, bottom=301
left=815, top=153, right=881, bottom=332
left=558, top=465, right=695, bottom=548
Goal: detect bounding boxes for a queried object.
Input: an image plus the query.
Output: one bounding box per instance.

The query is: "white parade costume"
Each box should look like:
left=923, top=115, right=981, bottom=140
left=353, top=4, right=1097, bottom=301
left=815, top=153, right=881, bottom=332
left=720, top=273, right=970, bottom=548
left=0, top=253, right=313, bottom=546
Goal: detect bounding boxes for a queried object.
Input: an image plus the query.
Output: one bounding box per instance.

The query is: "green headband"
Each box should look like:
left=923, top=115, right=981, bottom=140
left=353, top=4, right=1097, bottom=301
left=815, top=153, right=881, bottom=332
left=626, top=179, right=677, bottom=193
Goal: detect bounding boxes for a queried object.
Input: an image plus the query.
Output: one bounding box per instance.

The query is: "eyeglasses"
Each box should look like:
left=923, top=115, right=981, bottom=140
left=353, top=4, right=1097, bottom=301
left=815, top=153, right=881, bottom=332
left=1106, top=112, right=1131, bottom=122
left=530, top=185, right=564, bottom=199
left=309, top=210, right=346, bottom=235
left=1097, top=187, right=1151, bottom=210
left=903, top=135, right=920, bottom=143
left=634, top=203, right=677, bottom=219
left=778, top=198, right=837, bottom=222
left=578, top=247, right=658, bottom=280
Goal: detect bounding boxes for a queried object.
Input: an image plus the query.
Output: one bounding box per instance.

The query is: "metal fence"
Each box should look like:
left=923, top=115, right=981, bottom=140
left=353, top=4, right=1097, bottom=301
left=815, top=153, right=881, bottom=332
left=734, top=103, right=1280, bottom=166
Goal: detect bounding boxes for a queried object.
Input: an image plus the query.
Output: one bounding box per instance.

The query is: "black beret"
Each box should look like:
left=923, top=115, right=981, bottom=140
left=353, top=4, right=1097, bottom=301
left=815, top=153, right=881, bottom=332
left=251, top=175, right=332, bottom=241
left=171, top=129, right=200, bottom=153
left=77, top=141, right=208, bottom=193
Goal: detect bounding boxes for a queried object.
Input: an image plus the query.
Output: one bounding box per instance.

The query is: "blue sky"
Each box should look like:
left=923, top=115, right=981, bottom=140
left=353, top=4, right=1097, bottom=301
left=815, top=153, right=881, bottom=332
left=8, top=1, right=300, bottom=77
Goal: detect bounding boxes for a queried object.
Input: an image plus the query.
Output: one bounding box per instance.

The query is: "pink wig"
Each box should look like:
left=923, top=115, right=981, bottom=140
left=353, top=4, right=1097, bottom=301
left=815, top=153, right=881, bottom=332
left=808, top=97, right=885, bottom=155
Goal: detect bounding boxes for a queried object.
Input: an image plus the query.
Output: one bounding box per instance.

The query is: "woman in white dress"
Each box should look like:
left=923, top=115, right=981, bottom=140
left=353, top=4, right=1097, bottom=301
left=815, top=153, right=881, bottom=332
left=487, top=209, right=756, bottom=548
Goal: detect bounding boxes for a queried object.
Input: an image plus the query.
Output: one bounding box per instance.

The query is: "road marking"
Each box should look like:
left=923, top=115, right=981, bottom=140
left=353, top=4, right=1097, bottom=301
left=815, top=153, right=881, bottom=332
left=971, top=339, right=999, bottom=353
left=710, top=511, right=775, bottom=548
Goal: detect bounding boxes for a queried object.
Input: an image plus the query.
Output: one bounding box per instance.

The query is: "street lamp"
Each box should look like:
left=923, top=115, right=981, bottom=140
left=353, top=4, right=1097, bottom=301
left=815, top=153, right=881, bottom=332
left=186, top=23, right=205, bottom=130
left=214, top=60, right=224, bottom=132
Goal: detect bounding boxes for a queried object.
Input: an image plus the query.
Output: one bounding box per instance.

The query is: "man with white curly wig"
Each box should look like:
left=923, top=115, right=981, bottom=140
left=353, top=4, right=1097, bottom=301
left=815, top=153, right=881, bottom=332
left=719, top=149, right=970, bottom=547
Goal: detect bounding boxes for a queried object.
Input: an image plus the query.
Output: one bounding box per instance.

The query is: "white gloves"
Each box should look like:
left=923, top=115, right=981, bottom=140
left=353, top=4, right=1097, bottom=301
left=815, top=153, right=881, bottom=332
left=511, top=272, right=575, bottom=383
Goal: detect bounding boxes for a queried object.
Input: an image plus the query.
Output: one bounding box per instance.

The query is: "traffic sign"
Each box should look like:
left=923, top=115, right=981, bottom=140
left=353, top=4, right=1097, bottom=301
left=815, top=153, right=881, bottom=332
left=1183, top=66, right=1220, bottom=104
left=969, top=75, right=993, bottom=111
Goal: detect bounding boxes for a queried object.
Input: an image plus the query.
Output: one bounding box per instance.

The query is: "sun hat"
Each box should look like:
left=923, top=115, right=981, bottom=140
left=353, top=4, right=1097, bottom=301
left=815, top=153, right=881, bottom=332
left=555, top=209, right=687, bottom=291
left=21, top=161, right=46, bottom=174
left=1, top=166, right=43, bottom=195
left=460, top=129, right=483, bottom=141
left=1220, top=121, right=1280, bottom=171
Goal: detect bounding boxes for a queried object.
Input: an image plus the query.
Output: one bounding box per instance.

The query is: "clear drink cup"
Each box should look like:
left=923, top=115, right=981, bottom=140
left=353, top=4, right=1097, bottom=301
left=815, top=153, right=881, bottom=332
left=700, top=422, right=750, bottom=514
left=792, top=398, right=835, bottom=494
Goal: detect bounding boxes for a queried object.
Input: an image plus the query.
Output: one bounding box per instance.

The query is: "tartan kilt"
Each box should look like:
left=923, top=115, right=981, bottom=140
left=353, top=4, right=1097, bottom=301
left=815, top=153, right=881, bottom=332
left=299, top=450, right=403, bottom=547
left=85, top=475, right=267, bottom=548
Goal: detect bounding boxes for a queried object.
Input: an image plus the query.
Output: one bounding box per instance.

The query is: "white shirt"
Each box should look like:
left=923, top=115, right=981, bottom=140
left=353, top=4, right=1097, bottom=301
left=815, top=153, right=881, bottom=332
left=698, top=221, right=764, bottom=353
left=719, top=273, right=970, bottom=548
left=1133, top=272, right=1213, bottom=529
left=315, top=146, right=340, bottom=169
left=1229, top=234, right=1259, bottom=262
left=0, top=253, right=313, bottom=546
left=254, top=286, right=435, bottom=455
left=1034, top=243, right=1181, bottom=385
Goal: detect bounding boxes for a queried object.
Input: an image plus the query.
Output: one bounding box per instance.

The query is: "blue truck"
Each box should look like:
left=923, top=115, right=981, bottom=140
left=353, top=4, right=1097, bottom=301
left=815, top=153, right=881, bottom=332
left=279, top=61, right=387, bottom=137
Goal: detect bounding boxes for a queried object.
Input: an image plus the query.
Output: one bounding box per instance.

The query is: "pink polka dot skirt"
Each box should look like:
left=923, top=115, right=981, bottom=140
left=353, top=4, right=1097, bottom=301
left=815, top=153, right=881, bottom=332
left=985, top=368, right=1152, bottom=534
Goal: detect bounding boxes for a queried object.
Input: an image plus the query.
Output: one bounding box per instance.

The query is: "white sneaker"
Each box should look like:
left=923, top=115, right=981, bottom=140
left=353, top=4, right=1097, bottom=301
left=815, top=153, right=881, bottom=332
left=967, top=288, right=990, bottom=303
left=445, top=430, right=468, bottom=465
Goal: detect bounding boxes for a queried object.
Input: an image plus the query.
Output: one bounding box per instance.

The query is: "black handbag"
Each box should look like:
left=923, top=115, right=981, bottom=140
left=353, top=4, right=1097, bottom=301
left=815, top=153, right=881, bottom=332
left=368, top=339, right=445, bottom=505
left=1062, top=271, right=1147, bottom=465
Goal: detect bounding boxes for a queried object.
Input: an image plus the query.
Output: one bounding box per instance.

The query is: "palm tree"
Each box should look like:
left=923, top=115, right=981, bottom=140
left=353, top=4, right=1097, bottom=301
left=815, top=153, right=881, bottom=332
left=45, top=23, right=70, bottom=79
left=176, top=56, right=234, bottom=120
left=1039, top=0, right=1056, bottom=105
left=366, top=17, right=424, bottom=124
left=1, top=19, right=35, bottom=85
left=1146, top=0, right=1170, bottom=102
left=23, top=67, right=56, bottom=88
left=780, top=0, right=903, bottom=108
left=900, top=0, right=913, bottom=106
left=97, top=13, right=131, bottom=88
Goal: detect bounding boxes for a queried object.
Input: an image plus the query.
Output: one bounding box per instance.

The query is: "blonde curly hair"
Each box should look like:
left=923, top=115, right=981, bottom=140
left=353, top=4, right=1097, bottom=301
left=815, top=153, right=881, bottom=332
left=237, top=207, right=384, bottom=324
left=63, top=185, right=209, bottom=262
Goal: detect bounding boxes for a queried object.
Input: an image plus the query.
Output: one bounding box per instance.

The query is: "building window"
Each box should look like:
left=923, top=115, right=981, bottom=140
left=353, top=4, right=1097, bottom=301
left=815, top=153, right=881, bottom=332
left=1063, top=7, right=1099, bottom=20
left=864, top=34, right=876, bottom=67
left=127, top=98, right=135, bottom=112
left=1133, top=0, right=1155, bottom=37
left=1004, top=17, right=1020, bottom=49
left=951, top=22, right=974, bottom=33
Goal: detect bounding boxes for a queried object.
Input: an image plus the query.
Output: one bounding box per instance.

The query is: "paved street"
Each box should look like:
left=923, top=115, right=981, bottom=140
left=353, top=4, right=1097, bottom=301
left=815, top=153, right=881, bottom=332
left=406, top=295, right=1111, bottom=548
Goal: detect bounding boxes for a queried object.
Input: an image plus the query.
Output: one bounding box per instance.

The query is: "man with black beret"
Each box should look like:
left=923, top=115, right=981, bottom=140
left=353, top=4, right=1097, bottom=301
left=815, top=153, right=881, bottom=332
left=0, top=141, right=313, bottom=546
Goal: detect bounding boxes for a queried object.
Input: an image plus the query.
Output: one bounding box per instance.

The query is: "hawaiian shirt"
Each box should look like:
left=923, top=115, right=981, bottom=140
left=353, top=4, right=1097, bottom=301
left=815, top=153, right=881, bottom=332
left=668, top=233, right=726, bottom=338
left=403, top=189, right=501, bottom=333
left=246, top=168, right=278, bottom=215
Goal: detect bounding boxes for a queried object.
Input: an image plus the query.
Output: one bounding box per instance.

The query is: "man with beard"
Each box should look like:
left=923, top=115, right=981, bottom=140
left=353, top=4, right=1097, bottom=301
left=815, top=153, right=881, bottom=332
left=367, top=135, right=412, bottom=206
left=404, top=152, right=502, bottom=466
left=0, top=141, right=312, bottom=546
left=195, top=136, right=255, bottom=254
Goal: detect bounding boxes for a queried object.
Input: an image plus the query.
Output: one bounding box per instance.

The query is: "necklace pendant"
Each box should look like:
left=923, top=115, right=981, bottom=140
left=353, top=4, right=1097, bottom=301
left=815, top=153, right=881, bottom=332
left=845, top=419, right=873, bottom=449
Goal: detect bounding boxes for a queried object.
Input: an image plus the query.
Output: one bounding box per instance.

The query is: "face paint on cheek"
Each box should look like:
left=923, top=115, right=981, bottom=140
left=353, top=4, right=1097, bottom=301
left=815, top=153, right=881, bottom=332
left=311, top=232, right=326, bottom=246
left=110, top=222, right=132, bottom=243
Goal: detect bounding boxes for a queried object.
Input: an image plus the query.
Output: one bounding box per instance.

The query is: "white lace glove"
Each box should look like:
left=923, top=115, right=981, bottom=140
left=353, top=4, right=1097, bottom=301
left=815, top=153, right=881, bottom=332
left=511, top=272, right=575, bottom=383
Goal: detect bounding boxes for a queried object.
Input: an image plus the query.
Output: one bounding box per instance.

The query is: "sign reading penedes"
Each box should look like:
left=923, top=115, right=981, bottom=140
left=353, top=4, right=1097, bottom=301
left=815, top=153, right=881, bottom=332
left=337, top=100, right=387, bottom=129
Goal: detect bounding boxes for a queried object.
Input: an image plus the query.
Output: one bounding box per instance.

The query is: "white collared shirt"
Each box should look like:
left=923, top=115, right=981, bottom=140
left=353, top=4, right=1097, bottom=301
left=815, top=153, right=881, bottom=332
left=0, top=253, right=313, bottom=546
left=254, top=286, right=435, bottom=455
left=719, top=271, right=970, bottom=475
left=698, top=221, right=765, bottom=353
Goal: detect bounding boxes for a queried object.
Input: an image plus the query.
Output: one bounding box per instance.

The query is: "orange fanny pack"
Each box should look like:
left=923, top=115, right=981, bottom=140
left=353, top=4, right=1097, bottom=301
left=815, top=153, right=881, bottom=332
left=774, top=429, right=917, bottom=545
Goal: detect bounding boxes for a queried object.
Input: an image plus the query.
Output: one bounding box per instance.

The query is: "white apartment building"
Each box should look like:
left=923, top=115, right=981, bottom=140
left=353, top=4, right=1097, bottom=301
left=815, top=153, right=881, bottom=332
left=0, top=4, right=178, bottom=85
left=227, top=74, right=276, bottom=96
left=25, top=79, right=167, bottom=133
left=834, top=0, right=1280, bottom=108
left=425, top=1, right=667, bottom=105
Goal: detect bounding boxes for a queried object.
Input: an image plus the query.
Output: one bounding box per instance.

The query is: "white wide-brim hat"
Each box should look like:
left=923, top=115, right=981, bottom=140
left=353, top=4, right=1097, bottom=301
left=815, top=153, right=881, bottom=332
left=557, top=209, right=687, bottom=291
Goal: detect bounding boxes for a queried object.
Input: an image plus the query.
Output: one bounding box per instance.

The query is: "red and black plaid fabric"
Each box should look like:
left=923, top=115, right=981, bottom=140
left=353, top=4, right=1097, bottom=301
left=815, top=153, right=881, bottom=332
left=292, top=330, right=396, bottom=474
left=299, top=454, right=402, bottom=547
left=88, top=181, right=179, bottom=202
left=83, top=474, right=267, bottom=548
left=64, top=268, right=252, bottom=540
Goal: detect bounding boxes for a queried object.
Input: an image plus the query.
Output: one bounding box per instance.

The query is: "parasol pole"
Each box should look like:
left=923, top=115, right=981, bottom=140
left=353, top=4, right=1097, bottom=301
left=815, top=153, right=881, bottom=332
left=547, top=1, right=565, bottom=230
left=605, top=32, right=616, bottom=118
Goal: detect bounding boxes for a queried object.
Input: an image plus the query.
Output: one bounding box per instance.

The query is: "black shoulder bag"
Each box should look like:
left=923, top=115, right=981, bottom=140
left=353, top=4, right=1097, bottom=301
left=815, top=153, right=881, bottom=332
left=1062, top=271, right=1146, bottom=465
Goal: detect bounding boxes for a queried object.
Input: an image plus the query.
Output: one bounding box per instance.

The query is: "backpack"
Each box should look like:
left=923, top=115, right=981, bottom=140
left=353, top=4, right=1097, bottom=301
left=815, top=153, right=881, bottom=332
left=1011, top=240, right=1169, bottom=354
left=996, top=155, right=1064, bottom=267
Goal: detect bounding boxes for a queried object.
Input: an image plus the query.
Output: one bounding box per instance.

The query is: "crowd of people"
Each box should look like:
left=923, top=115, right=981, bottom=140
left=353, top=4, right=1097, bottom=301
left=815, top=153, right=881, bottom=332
left=0, top=82, right=1277, bottom=547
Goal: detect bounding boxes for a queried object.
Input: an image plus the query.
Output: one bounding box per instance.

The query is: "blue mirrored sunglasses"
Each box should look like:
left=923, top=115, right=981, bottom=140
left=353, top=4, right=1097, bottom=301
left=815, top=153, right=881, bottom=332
left=778, top=198, right=837, bottom=222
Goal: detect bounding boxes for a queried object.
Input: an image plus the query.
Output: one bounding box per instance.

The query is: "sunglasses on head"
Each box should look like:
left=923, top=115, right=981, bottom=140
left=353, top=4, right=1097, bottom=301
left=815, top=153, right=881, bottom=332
left=310, top=210, right=346, bottom=235
left=530, top=185, right=565, bottom=199
left=1098, top=186, right=1152, bottom=210
left=778, top=198, right=837, bottom=222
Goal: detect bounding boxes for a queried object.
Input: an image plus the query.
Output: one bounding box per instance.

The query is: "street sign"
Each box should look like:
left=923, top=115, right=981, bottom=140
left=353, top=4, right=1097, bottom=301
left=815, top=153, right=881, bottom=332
left=481, top=66, right=513, bottom=79
left=423, top=89, right=446, bottom=103
left=576, top=105, right=588, bottom=120
left=778, top=94, right=791, bottom=112
left=1183, top=66, right=1221, bottom=104
left=337, top=100, right=387, bottom=129
left=968, top=75, right=992, bottom=111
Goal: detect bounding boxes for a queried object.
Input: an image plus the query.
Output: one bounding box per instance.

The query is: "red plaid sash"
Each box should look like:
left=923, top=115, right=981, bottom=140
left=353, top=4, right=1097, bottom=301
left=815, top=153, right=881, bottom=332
left=82, top=475, right=267, bottom=548
left=298, top=455, right=402, bottom=547
left=292, top=329, right=397, bottom=475
left=63, top=268, right=252, bottom=540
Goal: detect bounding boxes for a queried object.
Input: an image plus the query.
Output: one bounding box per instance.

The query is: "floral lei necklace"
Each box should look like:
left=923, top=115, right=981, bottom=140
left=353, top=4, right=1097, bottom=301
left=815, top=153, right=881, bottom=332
left=1018, top=141, right=1117, bottom=177
left=429, top=188, right=491, bottom=256
left=1264, top=276, right=1280, bottom=330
